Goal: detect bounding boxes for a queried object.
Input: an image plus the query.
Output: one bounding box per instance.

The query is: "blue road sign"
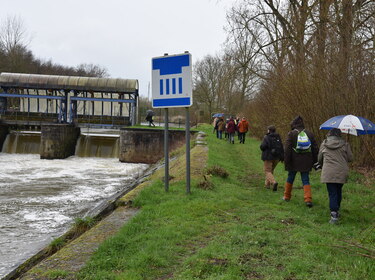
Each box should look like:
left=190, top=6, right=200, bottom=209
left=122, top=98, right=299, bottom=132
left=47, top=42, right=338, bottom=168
left=152, top=53, right=193, bottom=108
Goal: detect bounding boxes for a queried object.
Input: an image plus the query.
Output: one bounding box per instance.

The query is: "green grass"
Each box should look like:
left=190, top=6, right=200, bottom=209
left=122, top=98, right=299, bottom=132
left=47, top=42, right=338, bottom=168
left=78, top=124, right=374, bottom=280
left=130, top=124, right=190, bottom=131
left=71, top=217, right=97, bottom=238
left=47, top=237, right=67, bottom=255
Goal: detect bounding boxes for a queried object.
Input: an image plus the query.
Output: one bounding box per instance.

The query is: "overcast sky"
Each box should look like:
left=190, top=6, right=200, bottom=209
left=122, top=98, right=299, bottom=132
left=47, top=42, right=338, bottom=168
left=1, top=0, right=237, bottom=97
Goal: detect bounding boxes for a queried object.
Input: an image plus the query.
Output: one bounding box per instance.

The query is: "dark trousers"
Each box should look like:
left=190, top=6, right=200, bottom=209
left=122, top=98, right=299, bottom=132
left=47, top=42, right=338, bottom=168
left=218, top=130, right=223, bottom=139
left=239, top=132, right=246, bottom=143
left=286, top=171, right=310, bottom=186
left=327, top=183, right=343, bottom=212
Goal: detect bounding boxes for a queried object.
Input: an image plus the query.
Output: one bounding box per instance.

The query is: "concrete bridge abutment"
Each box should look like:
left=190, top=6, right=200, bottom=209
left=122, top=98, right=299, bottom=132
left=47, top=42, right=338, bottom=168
left=40, top=124, right=80, bottom=159
left=119, top=128, right=188, bottom=164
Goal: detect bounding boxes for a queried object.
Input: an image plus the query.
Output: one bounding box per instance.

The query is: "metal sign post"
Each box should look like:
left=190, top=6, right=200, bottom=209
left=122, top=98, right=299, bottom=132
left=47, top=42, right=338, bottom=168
left=164, top=108, right=169, bottom=192
left=185, top=107, right=190, bottom=194
left=151, top=52, right=193, bottom=193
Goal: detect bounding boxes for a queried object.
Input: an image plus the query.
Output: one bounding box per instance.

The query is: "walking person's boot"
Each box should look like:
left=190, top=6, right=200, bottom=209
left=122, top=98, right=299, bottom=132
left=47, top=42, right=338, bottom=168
left=303, top=185, right=313, bottom=207
left=282, top=182, right=293, bottom=202
left=329, top=211, right=339, bottom=224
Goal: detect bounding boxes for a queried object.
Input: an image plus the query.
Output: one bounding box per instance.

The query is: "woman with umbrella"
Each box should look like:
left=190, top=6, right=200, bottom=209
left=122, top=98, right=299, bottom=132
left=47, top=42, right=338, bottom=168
left=318, top=128, right=353, bottom=224
left=319, top=114, right=375, bottom=224
left=146, top=110, right=155, bottom=127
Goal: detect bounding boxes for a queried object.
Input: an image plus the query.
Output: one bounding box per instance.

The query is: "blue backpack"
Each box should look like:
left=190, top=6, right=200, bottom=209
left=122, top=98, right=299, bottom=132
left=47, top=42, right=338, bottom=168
left=293, top=129, right=311, bottom=153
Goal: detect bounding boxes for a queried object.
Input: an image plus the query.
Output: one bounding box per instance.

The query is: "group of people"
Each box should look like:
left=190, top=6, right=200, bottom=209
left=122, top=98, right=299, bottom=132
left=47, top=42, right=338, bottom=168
left=260, top=116, right=353, bottom=224
left=213, top=116, right=249, bottom=144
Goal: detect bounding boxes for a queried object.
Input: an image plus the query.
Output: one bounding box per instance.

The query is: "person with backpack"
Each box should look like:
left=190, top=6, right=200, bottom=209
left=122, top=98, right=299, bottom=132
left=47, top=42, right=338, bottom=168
left=238, top=117, right=249, bottom=144
left=260, top=125, right=284, bottom=191
left=283, top=116, right=318, bottom=207
left=217, top=117, right=225, bottom=139
left=318, top=128, right=353, bottom=224
left=226, top=117, right=236, bottom=144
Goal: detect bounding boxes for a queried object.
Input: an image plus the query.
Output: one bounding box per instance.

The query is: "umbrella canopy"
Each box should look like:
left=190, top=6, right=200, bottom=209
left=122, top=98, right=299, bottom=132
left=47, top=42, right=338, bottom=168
left=212, top=113, right=224, bottom=118
left=320, top=115, right=375, bottom=136
left=146, top=110, right=155, bottom=116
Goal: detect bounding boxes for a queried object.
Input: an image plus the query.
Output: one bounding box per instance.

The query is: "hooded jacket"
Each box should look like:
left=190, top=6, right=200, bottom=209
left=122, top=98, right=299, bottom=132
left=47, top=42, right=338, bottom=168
left=284, top=116, right=318, bottom=172
left=226, top=119, right=236, bottom=134
left=238, top=119, right=249, bottom=133
left=318, top=136, right=353, bottom=184
left=260, top=132, right=284, bottom=161
left=217, top=119, right=226, bottom=132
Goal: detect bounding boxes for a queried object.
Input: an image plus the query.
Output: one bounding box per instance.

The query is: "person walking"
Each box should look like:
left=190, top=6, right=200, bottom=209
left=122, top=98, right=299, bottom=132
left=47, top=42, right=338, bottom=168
left=213, top=117, right=219, bottom=137
left=146, top=113, right=155, bottom=127
left=318, top=128, right=353, bottom=224
left=283, top=116, right=318, bottom=207
left=238, top=117, right=249, bottom=144
left=235, top=117, right=241, bottom=140
left=260, top=125, right=284, bottom=191
left=217, top=118, right=225, bottom=139
left=226, top=117, right=236, bottom=144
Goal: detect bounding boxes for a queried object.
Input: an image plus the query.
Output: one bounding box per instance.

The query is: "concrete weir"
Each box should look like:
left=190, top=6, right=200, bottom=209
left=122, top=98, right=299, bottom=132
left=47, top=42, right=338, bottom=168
left=1, top=124, right=193, bottom=162
left=40, top=124, right=81, bottom=159
left=119, top=128, right=188, bottom=164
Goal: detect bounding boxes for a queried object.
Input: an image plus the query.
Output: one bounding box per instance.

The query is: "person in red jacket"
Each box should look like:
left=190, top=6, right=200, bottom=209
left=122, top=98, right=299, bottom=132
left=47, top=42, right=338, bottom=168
left=238, top=117, right=249, bottom=144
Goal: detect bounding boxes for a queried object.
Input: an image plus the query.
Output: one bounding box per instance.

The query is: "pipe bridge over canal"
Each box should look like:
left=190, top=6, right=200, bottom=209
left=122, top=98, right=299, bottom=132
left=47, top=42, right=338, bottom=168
left=0, top=72, right=139, bottom=128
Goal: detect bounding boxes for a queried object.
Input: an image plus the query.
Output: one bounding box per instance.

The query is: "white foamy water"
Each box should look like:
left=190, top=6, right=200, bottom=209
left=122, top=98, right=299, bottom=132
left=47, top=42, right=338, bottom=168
left=0, top=153, right=148, bottom=278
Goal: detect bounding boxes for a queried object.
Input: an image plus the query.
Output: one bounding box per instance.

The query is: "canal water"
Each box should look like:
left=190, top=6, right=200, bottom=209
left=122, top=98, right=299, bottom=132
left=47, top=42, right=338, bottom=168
left=0, top=153, right=148, bottom=278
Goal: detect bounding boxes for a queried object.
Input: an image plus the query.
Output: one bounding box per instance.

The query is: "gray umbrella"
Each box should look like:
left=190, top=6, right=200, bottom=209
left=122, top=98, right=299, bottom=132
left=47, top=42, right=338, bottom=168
left=146, top=110, right=154, bottom=116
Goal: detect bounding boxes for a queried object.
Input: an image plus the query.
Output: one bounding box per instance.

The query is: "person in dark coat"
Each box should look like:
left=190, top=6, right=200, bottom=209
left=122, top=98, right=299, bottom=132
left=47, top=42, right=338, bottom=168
left=146, top=113, right=155, bottom=127
left=260, top=125, right=284, bottom=191
left=283, top=116, right=318, bottom=207
left=318, top=128, right=353, bottom=224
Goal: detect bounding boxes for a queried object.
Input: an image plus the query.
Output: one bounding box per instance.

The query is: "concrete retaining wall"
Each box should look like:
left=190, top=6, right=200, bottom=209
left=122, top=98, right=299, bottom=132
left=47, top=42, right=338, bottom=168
left=40, top=124, right=80, bottom=159
left=0, top=123, right=9, bottom=151
left=119, top=128, right=188, bottom=164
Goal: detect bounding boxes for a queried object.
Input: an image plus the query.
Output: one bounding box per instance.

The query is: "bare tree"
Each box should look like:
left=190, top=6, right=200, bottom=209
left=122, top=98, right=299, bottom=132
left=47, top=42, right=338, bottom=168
left=0, top=15, right=33, bottom=72
left=76, top=63, right=109, bottom=78
left=224, top=0, right=375, bottom=165
left=0, top=15, right=30, bottom=54
left=193, top=55, right=222, bottom=118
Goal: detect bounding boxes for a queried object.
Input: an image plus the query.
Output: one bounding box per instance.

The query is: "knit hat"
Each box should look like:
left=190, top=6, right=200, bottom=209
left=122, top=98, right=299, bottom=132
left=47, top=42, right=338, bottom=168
left=290, top=116, right=305, bottom=129
left=328, top=128, right=342, bottom=137
left=267, top=125, right=276, bottom=133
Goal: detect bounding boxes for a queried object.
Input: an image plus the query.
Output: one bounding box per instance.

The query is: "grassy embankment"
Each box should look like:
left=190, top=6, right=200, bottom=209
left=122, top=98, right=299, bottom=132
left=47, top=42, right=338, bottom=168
left=78, top=124, right=374, bottom=280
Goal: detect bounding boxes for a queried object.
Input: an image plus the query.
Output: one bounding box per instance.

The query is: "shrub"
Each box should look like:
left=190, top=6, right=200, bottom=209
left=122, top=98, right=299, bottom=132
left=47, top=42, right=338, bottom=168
left=206, top=165, right=229, bottom=178
left=197, top=175, right=214, bottom=190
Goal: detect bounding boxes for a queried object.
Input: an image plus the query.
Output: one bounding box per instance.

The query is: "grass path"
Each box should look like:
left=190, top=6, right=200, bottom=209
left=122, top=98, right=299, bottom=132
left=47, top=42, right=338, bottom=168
left=77, top=124, right=374, bottom=280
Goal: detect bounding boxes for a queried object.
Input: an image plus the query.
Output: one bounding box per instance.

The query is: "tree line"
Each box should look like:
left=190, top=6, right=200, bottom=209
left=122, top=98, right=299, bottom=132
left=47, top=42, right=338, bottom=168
left=192, top=0, right=375, bottom=167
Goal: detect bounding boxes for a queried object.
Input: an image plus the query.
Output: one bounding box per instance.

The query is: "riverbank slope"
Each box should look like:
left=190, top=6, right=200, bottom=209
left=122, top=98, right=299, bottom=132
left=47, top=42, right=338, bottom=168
left=20, top=124, right=375, bottom=279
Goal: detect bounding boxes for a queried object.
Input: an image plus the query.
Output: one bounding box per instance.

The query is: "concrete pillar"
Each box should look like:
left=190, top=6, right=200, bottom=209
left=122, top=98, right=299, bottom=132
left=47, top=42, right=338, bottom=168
left=0, top=123, right=9, bottom=151
left=119, top=128, right=187, bottom=164
left=40, top=124, right=80, bottom=159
